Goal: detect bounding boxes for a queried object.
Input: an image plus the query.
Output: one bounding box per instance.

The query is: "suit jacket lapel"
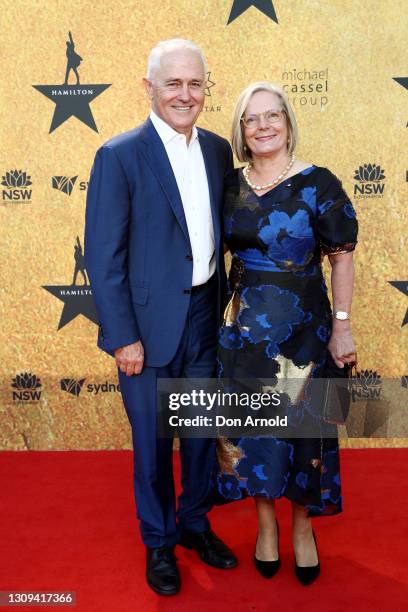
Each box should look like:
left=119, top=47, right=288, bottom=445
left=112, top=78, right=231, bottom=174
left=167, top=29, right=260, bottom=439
left=197, top=129, right=221, bottom=248
left=140, top=119, right=190, bottom=241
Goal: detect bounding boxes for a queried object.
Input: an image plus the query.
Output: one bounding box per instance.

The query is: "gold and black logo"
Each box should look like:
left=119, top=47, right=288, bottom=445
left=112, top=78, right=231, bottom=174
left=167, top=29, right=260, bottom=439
left=33, top=31, right=111, bottom=133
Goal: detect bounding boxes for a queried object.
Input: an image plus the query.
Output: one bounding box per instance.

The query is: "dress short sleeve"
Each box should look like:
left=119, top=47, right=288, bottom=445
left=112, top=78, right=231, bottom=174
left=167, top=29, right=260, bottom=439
left=316, top=168, right=358, bottom=255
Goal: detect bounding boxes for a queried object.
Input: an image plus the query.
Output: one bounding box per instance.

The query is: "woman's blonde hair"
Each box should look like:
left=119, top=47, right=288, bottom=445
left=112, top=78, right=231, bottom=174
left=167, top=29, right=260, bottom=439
left=231, top=81, right=298, bottom=162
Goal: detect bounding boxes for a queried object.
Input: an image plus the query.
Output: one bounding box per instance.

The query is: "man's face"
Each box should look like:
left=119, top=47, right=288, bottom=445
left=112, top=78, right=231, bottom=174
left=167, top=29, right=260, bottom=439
left=144, top=49, right=206, bottom=138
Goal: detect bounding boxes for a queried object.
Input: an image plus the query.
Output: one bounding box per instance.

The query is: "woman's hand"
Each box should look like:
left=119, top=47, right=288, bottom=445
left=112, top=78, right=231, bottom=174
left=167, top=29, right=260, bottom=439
left=328, top=323, right=356, bottom=368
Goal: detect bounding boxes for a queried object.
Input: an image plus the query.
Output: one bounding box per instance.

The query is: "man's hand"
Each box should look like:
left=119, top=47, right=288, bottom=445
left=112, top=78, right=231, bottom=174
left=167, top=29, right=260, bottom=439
left=115, top=341, right=144, bottom=376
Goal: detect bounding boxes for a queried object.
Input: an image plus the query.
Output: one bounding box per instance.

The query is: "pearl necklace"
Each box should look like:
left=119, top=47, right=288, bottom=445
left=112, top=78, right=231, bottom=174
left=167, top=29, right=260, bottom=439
left=243, top=154, right=296, bottom=191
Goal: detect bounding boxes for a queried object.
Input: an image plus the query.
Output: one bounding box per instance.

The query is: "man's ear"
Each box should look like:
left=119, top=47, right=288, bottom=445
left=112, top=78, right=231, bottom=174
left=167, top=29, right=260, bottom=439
left=143, top=77, right=153, bottom=99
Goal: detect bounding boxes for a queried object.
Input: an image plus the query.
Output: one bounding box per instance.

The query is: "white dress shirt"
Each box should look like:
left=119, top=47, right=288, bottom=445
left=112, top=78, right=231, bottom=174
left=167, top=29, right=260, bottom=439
left=150, top=110, right=215, bottom=286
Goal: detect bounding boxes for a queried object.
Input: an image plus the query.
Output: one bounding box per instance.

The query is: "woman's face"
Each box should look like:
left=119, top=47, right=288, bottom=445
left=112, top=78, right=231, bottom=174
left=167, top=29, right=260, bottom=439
left=243, top=91, right=289, bottom=160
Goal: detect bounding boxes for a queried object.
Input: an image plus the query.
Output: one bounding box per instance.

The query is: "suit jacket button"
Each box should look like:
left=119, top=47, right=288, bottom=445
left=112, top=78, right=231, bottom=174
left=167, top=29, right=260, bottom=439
left=186, top=255, right=193, bottom=261
left=183, top=289, right=191, bottom=294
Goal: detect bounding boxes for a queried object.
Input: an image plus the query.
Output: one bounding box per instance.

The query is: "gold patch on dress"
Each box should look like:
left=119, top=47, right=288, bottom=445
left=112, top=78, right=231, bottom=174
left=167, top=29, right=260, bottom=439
left=223, top=291, right=243, bottom=327
left=263, top=355, right=314, bottom=406
left=311, top=459, right=325, bottom=475
left=216, top=437, right=243, bottom=474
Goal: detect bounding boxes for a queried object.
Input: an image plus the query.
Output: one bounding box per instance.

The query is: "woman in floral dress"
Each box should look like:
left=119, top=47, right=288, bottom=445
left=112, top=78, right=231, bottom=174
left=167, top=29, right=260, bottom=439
left=217, top=82, right=358, bottom=584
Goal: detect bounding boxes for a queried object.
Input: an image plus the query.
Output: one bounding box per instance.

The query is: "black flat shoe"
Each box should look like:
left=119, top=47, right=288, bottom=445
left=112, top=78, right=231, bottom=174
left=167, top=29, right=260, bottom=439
left=254, top=521, right=281, bottom=579
left=146, top=546, right=180, bottom=596
left=294, top=530, right=320, bottom=586
left=179, top=529, right=238, bottom=569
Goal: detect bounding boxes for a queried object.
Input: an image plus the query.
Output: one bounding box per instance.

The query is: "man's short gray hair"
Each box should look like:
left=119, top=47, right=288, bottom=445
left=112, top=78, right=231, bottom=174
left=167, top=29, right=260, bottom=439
left=147, top=39, right=208, bottom=80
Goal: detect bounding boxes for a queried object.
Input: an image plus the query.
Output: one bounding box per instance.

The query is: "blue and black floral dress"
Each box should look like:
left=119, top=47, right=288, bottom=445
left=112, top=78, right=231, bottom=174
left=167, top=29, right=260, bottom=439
left=216, top=165, right=358, bottom=516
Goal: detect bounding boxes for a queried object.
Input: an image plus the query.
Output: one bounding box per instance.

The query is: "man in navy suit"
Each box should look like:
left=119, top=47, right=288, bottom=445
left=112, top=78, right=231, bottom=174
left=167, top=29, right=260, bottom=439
left=84, top=39, right=237, bottom=595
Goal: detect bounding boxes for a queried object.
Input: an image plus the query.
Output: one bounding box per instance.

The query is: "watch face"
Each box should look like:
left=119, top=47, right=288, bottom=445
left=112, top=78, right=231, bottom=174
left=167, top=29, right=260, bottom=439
left=335, top=311, right=348, bottom=320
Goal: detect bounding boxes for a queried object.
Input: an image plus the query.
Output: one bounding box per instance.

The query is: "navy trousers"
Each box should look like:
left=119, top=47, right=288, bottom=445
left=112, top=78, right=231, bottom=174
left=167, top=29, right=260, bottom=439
left=118, top=277, right=218, bottom=548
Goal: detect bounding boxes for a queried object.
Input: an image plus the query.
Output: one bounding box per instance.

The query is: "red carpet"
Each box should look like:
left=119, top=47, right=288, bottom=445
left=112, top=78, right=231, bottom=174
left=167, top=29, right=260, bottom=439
left=0, top=449, right=407, bottom=611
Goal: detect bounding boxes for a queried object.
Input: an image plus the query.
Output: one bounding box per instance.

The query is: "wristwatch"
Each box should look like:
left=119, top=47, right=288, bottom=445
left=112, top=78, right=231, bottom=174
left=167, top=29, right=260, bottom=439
left=333, top=310, right=350, bottom=321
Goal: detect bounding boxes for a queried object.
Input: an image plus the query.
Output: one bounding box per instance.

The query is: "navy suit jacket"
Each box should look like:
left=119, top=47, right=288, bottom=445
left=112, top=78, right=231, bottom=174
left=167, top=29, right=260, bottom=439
left=84, top=118, right=234, bottom=367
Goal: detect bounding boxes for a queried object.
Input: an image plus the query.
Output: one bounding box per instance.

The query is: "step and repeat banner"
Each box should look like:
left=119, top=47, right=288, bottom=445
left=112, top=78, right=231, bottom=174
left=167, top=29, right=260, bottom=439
left=1, top=0, right=407, bottom=450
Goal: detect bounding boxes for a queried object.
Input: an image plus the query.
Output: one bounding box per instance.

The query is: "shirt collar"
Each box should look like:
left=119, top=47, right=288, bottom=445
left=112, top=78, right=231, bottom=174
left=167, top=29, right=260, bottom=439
left=150, top=110, right=198, bottom=146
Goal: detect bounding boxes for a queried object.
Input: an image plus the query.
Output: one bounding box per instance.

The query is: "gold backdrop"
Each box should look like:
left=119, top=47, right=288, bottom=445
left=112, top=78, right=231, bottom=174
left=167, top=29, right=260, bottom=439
left=1, top=0, right=407, bottom=450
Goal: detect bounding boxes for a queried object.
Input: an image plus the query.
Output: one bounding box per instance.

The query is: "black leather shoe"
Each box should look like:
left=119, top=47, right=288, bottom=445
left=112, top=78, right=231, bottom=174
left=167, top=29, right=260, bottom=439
left=254, top=521, right=281, bottom=579
left=294, top=530, right=320, bottom=586
left=179, top=529, right=238, bottom=569
left=146, top=546, right=180, bottom=596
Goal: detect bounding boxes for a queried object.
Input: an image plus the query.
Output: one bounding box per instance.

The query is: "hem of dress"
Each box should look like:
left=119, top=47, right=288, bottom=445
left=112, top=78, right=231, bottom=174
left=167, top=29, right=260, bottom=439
left=214, top=489, right=343, bottom=517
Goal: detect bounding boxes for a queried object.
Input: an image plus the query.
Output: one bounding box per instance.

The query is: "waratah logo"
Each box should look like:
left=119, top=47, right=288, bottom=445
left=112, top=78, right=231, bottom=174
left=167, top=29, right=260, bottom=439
left=351, top=369, right=382, bottom=401
left=353, top=164, right=385, bottom=199
left=52, top=175, right=78, bottom=196
left=353, top=369, right=382, bottom=387
left=61, top=378, right=86, bottom=396
left=2, top=170, right=32, bottom=188
left=11, top=372, right=42, bottom=390
left=354, top=164, right=385, bottom=182
left=2, top=168, right=33, bottom=205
